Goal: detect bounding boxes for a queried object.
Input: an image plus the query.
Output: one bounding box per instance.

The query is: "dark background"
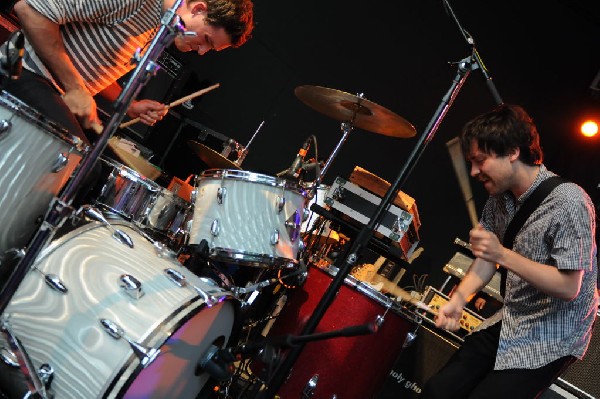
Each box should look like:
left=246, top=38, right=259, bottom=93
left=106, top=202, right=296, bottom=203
left=146, top=0, right=600, bottom=289
left=5, top=0, right=600, bottom=289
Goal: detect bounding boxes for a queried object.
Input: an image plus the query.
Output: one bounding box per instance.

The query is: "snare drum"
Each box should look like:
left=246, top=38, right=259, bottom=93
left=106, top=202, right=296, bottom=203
left=0, top=222, right=236, bottom=399
left=263, top=265, right=416, bottom=399
left=0, top=90, right=86, bottom=254
left=189, top=169, right=308, bottom=268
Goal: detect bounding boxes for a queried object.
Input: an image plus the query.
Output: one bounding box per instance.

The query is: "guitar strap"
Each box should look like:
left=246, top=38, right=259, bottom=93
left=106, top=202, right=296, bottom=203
left=499, top=176, right=568, bottom=296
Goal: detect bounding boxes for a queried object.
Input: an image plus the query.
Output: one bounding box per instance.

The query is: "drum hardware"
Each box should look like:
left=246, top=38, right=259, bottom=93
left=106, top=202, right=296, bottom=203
left=0, top=30, right=24, bottom=82
left=302, top=374, right=318, bottom=399
left=82, top=206, right=134, bottom=248
left=1, top=317, right=50, bottom=398
left=99, top=318, right=161, bottom=367
left=164, top=267, right=231, bottom=307
left=235, top=119, right=265, bottom=168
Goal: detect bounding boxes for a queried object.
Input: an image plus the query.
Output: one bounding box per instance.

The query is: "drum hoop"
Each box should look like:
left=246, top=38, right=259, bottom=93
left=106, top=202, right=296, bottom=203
left=199, top=169, right=307, bottom=197
left=211, top=246, right=298, bottom=269
left=317, top=264, right=420, bottom=322
left=0, top=90, right=88, bottom=153
left=100, top=157, right=161, bottom=192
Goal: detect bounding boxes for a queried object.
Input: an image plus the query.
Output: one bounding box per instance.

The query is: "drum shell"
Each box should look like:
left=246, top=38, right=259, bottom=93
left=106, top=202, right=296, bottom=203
left=0, top=222, right=236, bottom=399
left=267, top=266, right=415, bottom=399
left=0, top=91, right=85, bottom=253
left=95, top=157, right=161, bottom=223
left=189, top=169, right=307, bottom=268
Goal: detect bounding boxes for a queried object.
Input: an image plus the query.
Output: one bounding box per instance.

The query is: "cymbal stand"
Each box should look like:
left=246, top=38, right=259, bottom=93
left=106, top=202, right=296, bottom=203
left=235, top=120, right=265, bottom=167
left=260, top=57, right=488, bottom=398
left=0, top=2, right=187, bottom=396
left=317, top=88, right=365, bottom=184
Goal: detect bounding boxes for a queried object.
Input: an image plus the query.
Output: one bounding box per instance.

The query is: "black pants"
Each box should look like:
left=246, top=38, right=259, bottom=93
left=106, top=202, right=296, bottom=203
left=421, top=322, right=576, bottom=399
left=2, top=69, right=105, bottom=206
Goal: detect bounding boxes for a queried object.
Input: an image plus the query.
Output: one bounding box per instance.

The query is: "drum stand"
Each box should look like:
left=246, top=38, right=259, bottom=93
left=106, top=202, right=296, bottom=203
left=0, top=2, right=188, bottom=397
left=260, top=5, right=503, bottom=396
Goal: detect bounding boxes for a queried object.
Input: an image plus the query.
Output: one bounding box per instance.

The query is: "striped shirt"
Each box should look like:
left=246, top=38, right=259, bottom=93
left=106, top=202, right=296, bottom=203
left=479, top=164, right=598, bottom=370
left=22, top=0, right=162, bottom=95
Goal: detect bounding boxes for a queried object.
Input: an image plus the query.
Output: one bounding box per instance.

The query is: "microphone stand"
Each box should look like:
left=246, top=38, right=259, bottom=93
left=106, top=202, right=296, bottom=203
left=262, top=46, right=503, bottom=399
left=0, top=3, right=186, bottom=396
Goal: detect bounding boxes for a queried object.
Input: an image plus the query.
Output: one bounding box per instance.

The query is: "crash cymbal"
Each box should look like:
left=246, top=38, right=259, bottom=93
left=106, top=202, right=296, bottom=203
left=188, top=140, right=242, bottom=170
left=295, top=85, right=416, bottom=138
left=107, top=137, right=162, bottom=181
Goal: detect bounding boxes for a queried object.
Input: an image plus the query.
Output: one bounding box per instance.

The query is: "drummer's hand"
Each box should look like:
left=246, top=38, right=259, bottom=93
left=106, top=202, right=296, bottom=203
left=62, top=87, right=103, bottom=133
left=434, top=301, right=463, bottom=332
left=128, top=100, right=168, bottom=126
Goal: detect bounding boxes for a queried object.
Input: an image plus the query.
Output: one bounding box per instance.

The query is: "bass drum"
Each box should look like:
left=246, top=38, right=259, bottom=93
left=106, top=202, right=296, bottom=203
left=259, top=265, right=416, bottom=399
left=0, top=221, right=236, bottom=399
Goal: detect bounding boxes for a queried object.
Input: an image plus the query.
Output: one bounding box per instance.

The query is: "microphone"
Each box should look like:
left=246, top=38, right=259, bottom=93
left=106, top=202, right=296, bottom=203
left=286, top=136, right=312, bottom=179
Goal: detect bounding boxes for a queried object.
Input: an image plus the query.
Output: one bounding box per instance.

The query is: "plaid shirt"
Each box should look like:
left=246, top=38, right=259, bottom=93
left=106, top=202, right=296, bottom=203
left=479, top=165, right=598, bottom=370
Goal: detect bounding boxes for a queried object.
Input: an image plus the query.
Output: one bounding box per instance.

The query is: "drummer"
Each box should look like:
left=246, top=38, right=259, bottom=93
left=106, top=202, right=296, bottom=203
left=2, top=0, right=254, bottom=202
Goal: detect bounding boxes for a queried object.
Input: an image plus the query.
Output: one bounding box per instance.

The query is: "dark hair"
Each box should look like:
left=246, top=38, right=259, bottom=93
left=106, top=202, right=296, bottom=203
left=204, top=0, right=254, bottom=47
left=460, top=104, right=543, bottom=165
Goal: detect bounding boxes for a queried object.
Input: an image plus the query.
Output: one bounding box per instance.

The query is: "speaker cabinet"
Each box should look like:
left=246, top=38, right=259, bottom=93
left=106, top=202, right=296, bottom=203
left=548, top=310, right=600, bottom=399
left=376, top=325, right=461, bottom=398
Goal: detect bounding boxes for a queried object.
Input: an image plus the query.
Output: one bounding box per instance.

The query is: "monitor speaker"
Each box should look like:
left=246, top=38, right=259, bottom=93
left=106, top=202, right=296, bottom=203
left=376, top=325, right=461, bottom=398
left=549, top=310, right=600, bottom=399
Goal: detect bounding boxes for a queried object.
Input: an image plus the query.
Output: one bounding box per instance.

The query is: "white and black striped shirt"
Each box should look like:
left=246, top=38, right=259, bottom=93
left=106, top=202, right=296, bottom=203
left=23, top=0, right=162, bottom=95
left=480, top=165, right=598, bottom=370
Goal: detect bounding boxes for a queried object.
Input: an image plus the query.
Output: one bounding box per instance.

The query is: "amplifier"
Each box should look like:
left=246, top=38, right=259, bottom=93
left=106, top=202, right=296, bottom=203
left=324, top=177, right=419, bottom=259
left=419, top=286, right=484, bottom=338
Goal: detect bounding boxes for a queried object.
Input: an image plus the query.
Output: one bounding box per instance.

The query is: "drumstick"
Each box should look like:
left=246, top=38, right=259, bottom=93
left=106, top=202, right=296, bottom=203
left=119, top=83, right=221, bottom=129
left=446, top=137, right=478, bottom=228
left=370, top=274, right=432, bottom=313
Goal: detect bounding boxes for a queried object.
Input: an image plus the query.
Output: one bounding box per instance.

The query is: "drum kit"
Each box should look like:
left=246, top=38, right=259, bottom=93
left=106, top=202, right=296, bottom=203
left=0, top=79, right=427, bottom=399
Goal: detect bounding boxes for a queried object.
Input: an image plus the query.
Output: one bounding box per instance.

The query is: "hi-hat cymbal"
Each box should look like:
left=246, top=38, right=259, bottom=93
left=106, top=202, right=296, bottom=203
left=295, top=85, right=416, bottom=138
left=188, top=140, right=242, bottom=170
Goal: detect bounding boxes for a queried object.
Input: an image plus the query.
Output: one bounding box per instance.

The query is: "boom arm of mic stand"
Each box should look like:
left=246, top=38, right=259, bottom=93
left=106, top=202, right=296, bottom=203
left=261, top=58, right=475, bottom=399
left=442, top=0, right=503, bottom=105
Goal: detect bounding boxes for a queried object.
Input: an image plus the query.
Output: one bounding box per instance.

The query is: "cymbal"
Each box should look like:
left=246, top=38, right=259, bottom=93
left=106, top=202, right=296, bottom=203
left=188, top=140, right=241, bottom=170
left=107, top=137, right=162, bottom=181
left=295, top=85, right=416, bottom=138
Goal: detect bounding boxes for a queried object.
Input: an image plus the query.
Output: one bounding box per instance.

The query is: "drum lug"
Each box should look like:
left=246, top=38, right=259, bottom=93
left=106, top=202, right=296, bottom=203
left=0, top=119, right=11, bottom=137
left=0, top=346, right=18, bottom=368
left=37, top=363, right=55, bottom=393
left=43, top=273, right=68, bottom=294
left=211, top=219, right=220, bottom=237
left=50, top=152, right=69, bottom=173
left=302, top=374, right=319, bottom=399
left=99, top=318, right=160, bottom=368
left=164, top=268, right=223, bottom=307
left=83, top=206, right=134, bottom=248
left=119, top=274, right=144, bottom=300
left=217, top=186, right=227, bottom=204
left=276, top=196, right=286, bottom=213
left=302, top=207, right=311, bottom=222
left=285, top=211, right=302, bottom=242
left=270, top=229, right=280, bottom=246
